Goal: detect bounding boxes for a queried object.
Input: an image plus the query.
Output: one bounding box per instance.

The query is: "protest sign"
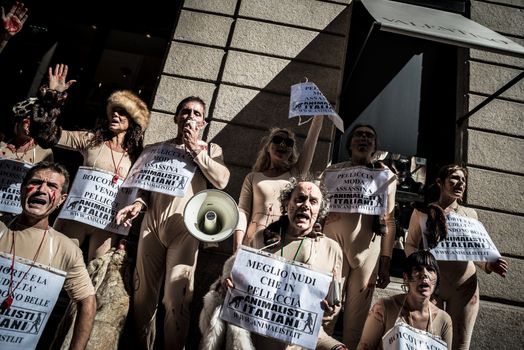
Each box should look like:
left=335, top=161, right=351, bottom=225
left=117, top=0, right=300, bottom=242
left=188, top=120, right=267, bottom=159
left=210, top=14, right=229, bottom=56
left=221, top=246, right=331, bottom=349
left=289, top=82, right=344, bottom=132
left=430, top=213, right=501, bottom=262
left=57, top=167, right=137, bottom=235
left=383, top=322, right=447, bottom=350
left=122, top=142, right=196, bottom=197
left=0, top=252, right=66, bottom=350
left=323, top=166, right=392, bottom=215
left=0, top=159, right=32, bottom=214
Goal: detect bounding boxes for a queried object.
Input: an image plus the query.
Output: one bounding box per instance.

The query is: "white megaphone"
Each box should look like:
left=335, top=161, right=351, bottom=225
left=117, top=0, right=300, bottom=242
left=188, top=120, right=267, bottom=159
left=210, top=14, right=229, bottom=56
left=183, top=189, right=239, bottom=245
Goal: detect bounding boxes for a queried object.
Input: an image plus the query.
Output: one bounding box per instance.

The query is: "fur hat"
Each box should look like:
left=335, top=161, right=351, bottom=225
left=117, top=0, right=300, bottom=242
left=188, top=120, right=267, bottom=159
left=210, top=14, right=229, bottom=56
left=106, top=90, right=150, bottom=131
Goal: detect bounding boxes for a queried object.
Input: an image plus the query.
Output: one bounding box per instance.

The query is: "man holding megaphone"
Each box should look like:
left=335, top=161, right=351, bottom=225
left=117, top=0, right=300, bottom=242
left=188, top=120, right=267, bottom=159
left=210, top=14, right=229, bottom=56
left=116, top=96, right=230, bottom=350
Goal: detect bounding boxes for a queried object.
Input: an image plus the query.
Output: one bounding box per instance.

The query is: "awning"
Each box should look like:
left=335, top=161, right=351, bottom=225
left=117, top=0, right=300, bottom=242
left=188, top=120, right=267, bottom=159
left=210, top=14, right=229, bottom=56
left=362, top=0, right=524, bottom=58
left=352, top=0, right=524, bottom=123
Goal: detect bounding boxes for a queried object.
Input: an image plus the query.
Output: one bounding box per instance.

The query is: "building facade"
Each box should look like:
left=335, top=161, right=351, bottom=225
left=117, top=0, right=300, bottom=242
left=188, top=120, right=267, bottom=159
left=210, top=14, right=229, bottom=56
left=144, top=0, right=523, bottom=348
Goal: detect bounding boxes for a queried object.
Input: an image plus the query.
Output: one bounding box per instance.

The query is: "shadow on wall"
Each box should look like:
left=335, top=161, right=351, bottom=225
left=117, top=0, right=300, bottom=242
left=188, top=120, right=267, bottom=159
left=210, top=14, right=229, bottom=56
left=208, top=7, right=352, bottom=201
left=185, top=7, right=351, bottom=350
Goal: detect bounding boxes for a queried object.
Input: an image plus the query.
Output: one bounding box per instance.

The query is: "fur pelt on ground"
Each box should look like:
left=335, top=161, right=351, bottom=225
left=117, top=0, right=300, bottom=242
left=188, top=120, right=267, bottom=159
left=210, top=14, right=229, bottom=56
left=199, top=255, right=254, bottom=350
left=52, top=247, right=132, bottom=350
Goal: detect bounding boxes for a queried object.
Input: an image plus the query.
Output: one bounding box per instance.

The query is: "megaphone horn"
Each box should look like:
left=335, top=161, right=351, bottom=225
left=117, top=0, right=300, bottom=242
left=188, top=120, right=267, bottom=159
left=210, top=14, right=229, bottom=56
left=183, top=189, right=239, bottom=243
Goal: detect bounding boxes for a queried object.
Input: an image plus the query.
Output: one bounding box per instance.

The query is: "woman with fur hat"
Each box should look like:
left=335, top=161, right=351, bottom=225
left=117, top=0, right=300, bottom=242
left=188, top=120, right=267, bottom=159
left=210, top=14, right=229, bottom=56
left=321, top=124, right=397, bottom=349
left=30, top=63, right=150, bottom=260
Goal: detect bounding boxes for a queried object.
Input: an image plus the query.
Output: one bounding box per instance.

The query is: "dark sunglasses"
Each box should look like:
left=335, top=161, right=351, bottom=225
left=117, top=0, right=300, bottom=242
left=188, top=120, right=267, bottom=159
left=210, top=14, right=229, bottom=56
left=353, top=130, right=376, bottom=139
left=271, top=135, right=294, bottom=147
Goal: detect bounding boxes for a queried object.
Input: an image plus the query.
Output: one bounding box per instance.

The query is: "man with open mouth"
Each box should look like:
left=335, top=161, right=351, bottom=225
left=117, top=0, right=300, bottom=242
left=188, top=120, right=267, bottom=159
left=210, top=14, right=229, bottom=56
left=247, top=177, right=347, bottom=350
left=0, top=162, right=95, bottom=349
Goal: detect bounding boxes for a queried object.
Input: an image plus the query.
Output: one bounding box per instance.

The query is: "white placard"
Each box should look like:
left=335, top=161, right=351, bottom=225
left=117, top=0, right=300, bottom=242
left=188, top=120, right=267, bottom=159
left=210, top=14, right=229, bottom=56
left=0, top=159, right=32, bottom=214
left=323, top=166, right=391, bottom=215
left=221, top=246, right=331, bottom=349
left=429, top=213, right=501, bottom=262
left=289, top=82, right=344, bottom=132
left=383, top=322, right=447, bottom=350
left=57, top=167, right=137, bottom=235
left=121, top=142, right=196, bottom=197
left=0, top=252, right=66, bottom=350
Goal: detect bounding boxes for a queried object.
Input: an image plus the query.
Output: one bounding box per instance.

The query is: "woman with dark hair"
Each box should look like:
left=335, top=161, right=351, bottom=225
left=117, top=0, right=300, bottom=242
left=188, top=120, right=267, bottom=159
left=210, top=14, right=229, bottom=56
left=358, top=250, right=452, bottom=350
left=233, top=116, right=324, bottom=251
left=0, top=97, right=53, bottom=163
left=322, top=124, right=397, bottom=348
left=30, top=64, right=150, bottom=260
left=405, top=164, right=508, bottom=350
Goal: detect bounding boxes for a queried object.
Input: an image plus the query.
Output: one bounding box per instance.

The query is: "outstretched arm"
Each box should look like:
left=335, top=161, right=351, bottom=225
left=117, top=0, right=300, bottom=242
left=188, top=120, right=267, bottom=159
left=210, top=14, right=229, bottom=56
left=294, top=115, right=323, bottom=176
left=0, top=2, right=28, bottom=53
left=116, top=189, right=150, bottom=227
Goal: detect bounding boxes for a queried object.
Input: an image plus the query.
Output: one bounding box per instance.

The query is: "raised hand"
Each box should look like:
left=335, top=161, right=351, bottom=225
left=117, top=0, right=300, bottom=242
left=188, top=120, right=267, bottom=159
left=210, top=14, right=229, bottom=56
left=48, top=64, right=77, bottom=92
left=1, top=2, right=28, bottom=38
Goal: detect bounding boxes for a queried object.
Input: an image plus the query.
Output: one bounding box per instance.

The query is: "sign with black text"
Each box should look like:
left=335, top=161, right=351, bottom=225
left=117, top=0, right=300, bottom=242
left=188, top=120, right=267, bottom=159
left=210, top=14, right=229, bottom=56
left=122, top=142, right=196, bottom=197
left=430, top=213, right=501, bottom=262
left=289, top=82, right=344, bottom=132
left=0, top=252, right=66, bottom=350
left=383, top=322, right=447, bottom=350
left=0, top=159, right=32, bottom=214
left=323, top=166, right=391, bottom=215
left=221, top=247, right=331, bottom=349
left=57, top=167, right=137, bottom=235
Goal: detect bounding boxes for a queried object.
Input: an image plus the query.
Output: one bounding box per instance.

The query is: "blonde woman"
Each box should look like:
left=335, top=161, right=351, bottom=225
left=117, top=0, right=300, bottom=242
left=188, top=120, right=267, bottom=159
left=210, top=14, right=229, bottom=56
left=233, top=116, right=323, bottom=251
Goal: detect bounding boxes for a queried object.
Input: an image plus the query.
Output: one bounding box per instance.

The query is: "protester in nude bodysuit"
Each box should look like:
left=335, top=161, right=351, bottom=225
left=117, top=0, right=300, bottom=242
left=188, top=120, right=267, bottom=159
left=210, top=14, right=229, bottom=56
left=29, top=64, right=149, bottom=261
left=0, top=162, right=95, bottom=349
left=211, top=178, right=347, bottom=350
left=1, top=98, right=53, bottom=164
left=116, top=96, right=230, bottom=350
left=322, top=124, right=397, bottom=348
left=405, top=164, right=508, bottom=350
left=233, top=116, right=324, bottom=251
left=358, top=250, right=452, bottom=350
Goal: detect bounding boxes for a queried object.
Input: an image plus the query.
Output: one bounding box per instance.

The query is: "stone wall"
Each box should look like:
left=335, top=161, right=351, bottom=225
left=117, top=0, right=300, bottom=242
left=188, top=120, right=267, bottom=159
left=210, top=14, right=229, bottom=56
left=145, top=0, right=353, bottom=201
left=146, top=1, right=354, bottom=348
left=465, top=0, right=523, bottom=348
left=144, top=0, right=523, bottom=348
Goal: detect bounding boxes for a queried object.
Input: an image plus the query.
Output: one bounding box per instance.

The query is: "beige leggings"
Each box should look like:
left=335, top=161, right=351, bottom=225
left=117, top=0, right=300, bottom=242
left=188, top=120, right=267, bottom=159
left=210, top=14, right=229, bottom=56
left=324, top=214, right=381, bottom=349
left=133, top=212, right=199, bottom=350
left=437, top=272, right=479, bottom=350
